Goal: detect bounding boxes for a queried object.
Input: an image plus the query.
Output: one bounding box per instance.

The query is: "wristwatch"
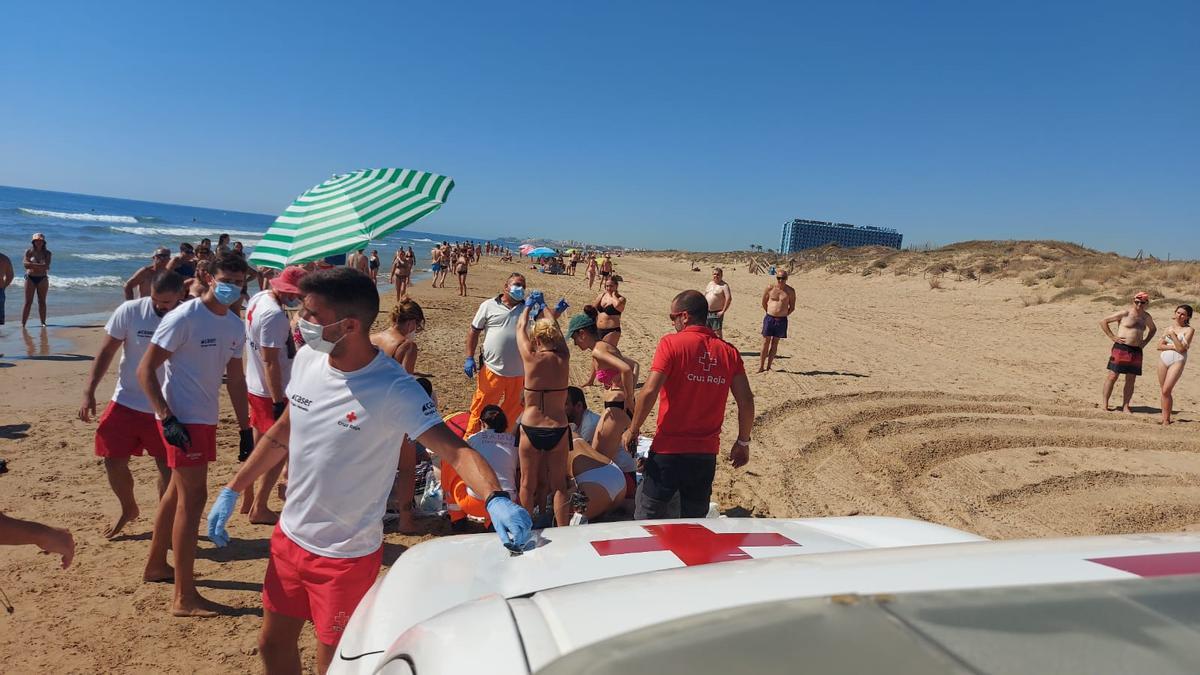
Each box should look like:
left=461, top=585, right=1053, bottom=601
left=734, top=438, right=751, bottom=448
left=485, top=490, right=512, bottom=507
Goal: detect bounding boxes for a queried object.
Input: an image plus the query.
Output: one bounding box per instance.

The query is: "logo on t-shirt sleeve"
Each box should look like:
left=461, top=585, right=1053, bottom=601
left=421, top=400, right=437, bottom=417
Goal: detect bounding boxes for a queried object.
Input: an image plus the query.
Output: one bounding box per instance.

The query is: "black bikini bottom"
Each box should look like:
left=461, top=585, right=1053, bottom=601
left=25, top=275, right=46, bottom=285
left=519, top=424, right=570, bottom=452
left=604, top=400, right=634, bottom=419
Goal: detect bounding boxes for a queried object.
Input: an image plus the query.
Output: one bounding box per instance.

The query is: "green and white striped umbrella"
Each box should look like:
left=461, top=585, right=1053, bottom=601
left=248, top=168, right=454, bottom=270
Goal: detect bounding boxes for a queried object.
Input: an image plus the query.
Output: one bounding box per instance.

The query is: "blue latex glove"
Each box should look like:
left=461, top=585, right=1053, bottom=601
left=487, top=496, right=533, bottom=551
left=554, top=298, right=569, bottom=315
left=464, top=356, right=477, bottom=378
left=207, top=486, right=240, bottom=548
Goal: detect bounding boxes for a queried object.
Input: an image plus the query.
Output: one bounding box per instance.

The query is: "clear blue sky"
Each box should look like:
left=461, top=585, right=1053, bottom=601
left=2, top=1, right=1197, bottom=255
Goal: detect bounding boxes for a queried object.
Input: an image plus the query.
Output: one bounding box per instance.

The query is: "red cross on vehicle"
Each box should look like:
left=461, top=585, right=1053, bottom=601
left=591, top=523, right=800, bottom=567
left=698, top=351, right=718, bottom=372
left=346, top=411, right=358, bottom=423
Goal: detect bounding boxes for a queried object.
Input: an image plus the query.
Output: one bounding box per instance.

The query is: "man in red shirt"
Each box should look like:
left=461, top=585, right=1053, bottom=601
left=623, top=290, right=754, bottom=518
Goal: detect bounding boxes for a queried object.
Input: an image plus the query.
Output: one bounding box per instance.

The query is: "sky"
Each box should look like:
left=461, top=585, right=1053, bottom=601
left=1, top=1, right=1197, bottom=255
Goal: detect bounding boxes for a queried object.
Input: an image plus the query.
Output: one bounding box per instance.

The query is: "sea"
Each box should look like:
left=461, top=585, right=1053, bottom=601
left=0, top=184, right=491, bottom=323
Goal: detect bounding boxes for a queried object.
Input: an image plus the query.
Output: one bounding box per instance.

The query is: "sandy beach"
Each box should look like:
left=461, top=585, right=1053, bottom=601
left=3, top=251, right=1200, bottom=672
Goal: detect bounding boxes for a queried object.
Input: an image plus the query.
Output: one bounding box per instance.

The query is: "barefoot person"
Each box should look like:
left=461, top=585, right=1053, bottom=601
left=205, top=268, right=531, bottom=674
left=623, top=290, right=754, bottom=519
left=123, top=248, right=173, bottom=299
left=1101, top=292, right=1157, bottom=413
left=464, top=273, right=528, bottom=435
left=1157, top=304, right=1193, bottom=425
left=137, top=252, right=255, bottom=616
left=242, top=266, right=307, bottom=525
left=368, top=249, right=380, bottom=283
left=455, top=246, right=470, bottom=297
left=21, top=233, right=51, bottom=327
left=515, top=296, right=572, bottom=526
left=80, top=271, right=186, bottom=538
left=705, top=267, right=732, bottom=339
left=0, top=249, right=13, bottom=325
left=390, top=248, right=413, bottom=299
left=759, top=270, right=795, bottom=372
left=0, top=512, right=74, bottom=569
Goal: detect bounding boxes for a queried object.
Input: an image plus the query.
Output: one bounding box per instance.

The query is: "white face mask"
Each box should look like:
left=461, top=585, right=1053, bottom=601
left=297, top=317, right=347, bottom=354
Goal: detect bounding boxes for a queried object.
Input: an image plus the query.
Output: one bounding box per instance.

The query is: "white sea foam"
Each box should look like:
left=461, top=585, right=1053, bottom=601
left=110, top=226, right=263, bottom=238
left=10, top=275, right=124, bottom=289
left=73, top=252, right=146, bottom=261
left=412, top=237, right=435, bottom=242
left=19, top=207, right=139, bottom=223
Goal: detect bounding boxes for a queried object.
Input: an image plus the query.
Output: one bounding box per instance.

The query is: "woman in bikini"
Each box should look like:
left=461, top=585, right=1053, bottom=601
left=370, top=300, right=426, bottom=531
left=567, top=307, right=640, bottom=500
left=593, top=276, right=626, bottom=347
left=455, top=248, right=470, bottom=297
left=22, top=233, right=52, bottom=327
left=1157, top=304, right=1194, bottom=426
left=566, top=436, right=626, bottom=521
left=515, top=301, right=572, bottom=526
left=585, top=255, right=598, bottom=290
left=390, top=249, right=413, bottom=300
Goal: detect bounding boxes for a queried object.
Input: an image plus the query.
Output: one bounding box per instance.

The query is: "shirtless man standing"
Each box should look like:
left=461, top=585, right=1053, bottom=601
left=347, top=249, right=369, bottom=276
left=705, top=267, right=732, bottom=339
left=123, top=248, right=172, bottom=299
left=1100, top=292, right=1157, bottom=413
left=759, top=270, right=796, bottom=372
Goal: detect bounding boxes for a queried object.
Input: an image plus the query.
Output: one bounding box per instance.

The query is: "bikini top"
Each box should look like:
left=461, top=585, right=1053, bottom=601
left=596, top=368, right=619, bottom=386
left=599, top=303, right=621, bottom=316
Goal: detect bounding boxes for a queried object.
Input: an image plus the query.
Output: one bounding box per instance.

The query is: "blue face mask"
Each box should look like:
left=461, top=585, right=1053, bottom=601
left=214, top=281, right=241, bottom=306
left=508, top=285, right=525, bottom=301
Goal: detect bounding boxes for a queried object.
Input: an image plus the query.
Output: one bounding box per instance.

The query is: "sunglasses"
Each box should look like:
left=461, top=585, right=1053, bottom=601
left=1134, top=300, right=1148, bottom=305
left=668, top=311, right=686, bottom=321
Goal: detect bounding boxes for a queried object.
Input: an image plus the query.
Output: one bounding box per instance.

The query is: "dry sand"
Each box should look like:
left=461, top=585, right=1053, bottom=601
left=2, top=252, right=1200, bottom=672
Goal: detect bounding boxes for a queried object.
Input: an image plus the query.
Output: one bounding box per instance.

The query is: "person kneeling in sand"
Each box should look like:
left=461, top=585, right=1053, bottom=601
left=567, top=435, right=627, bottom=521
left=1100, top=292, right=1156, bottom=413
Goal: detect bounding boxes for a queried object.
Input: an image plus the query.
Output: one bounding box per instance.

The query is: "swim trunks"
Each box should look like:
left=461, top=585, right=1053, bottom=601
left=706, top=311, right=723, bottom=331
left=95, top=401, right=167, bottom=459
left=762, top=315, right=788, bottom=338
left=262, top=525, right=382, bottom=645
left=157, top=421, right=218, bottom=468
left=1107, top=342, right=1143, bottom=376
left=248, top=392, right=279, bottom=435
left=431, top=263, right=443, bottom=273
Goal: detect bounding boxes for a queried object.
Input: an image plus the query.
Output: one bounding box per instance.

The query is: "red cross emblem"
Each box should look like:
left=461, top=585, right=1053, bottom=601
left=1088, top=551, right=1200, bottom=577
left=346, top=411, right=358, bottom=423
left=698, top=351, right=718, bottom=372
left=591, top=523, right=800, bottom=567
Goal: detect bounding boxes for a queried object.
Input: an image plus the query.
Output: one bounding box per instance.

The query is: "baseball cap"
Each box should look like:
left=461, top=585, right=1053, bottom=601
left=1134, top=291, right=1150, bottom=302
left=270, top=266, right=308, bottom=295
left=154, top=247, right=171, bottom=258
left=565, top=313, right=596, bottom=340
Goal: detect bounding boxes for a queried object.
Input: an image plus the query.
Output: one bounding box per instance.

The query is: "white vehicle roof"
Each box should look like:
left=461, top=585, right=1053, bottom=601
left=331, top=518, right=1200, bottom=674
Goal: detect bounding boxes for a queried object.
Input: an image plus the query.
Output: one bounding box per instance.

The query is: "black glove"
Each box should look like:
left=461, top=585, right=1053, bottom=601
left=238, top=428, right=255, bottom=462
left=161, top=416, right=191, bottom=450
left=272, top=400, right=287, bottom=420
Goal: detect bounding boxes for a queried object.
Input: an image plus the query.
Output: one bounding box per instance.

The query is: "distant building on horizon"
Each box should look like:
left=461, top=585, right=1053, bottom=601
left=779, top=219, right=903, bottom=253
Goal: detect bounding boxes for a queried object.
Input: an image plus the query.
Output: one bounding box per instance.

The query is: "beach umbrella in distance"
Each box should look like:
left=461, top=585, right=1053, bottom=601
left=527, top=246, right=555, bottom=258
left=248, top=168, right=454, bottom=270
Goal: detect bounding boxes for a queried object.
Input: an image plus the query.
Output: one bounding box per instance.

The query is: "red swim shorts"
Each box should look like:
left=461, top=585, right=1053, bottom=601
left=94, top=401, right=167, bottom=459
left=156, top=420, right=218, bottom=468
left=248, top=393, right=279, bottom=435
left=263, top=526, right=383, bottom=646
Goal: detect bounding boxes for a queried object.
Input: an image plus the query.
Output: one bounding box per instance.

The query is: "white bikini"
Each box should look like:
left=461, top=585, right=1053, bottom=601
left=576, top=462, right=626, bottom=501
left=1160, top=330, right=1190, bottom=368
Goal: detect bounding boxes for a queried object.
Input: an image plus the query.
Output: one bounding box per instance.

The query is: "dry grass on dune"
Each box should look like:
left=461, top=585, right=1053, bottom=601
left=665, top=240, right=1200, bottom=307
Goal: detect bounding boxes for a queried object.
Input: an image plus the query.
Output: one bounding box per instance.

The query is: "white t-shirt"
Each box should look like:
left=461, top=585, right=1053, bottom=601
left=465, top=430, right=517, bottom=498
left=279, top=347, right=442, bottom=558
left=150, top=299, right=245, bottom=425
left=104, top=297, right=166, bottom=414
left=471, top=297, right=524, bottom=377
left=244, top=291, right=294, bottom=399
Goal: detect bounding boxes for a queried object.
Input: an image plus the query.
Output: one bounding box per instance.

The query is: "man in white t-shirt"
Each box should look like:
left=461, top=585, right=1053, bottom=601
left=205, top=268, right=532, bottom=674
left=79, top=271, right=186, bottom=540
left=242, top=265, right=306, bottom=525
left=464, top=272, right=527, bottom=434
left=137, top=252, right=255, bottom=617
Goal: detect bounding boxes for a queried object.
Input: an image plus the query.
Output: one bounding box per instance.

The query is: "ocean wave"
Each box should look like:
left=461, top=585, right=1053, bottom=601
left=412, top=237, right=435, bottom=242
left=110, top=226, right=263, bottom=238
left=73, top=252, right=147, bottom=261
left=19, top=205, right=137, bottom=223
left=10, top=275, right=124, bottom=289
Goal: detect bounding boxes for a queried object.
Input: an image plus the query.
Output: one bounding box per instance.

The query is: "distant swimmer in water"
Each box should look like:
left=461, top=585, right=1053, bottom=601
left=22, top=233, right=52, bottom=327
left=1156, top=304, right=1193, bottom=425
left=1100, top=292, right=1156, bottom=413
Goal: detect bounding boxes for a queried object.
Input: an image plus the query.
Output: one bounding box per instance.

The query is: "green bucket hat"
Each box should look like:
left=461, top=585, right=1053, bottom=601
left=565, top=312, right=595, bottom=340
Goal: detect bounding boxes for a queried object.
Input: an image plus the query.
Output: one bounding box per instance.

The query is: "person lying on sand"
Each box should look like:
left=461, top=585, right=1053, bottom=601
left=1100, top=291, right=1156, bottom=413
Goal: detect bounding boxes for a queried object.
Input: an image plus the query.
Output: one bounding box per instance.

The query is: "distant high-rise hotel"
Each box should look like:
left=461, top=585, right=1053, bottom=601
left=779, top=219, right=903, bottom=253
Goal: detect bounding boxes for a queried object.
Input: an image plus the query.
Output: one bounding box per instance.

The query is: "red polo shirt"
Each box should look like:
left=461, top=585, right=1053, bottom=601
left=648, top=325, right=745, bottom=454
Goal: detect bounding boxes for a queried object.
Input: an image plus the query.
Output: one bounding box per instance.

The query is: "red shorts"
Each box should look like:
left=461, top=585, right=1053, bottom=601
left=263, top=526, right=382, bottom=646
left=94, top=401, right=167, bottom=459
left=157, top=421, right=218, bottom=468
left=248, top=393, right=278, bottom=435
